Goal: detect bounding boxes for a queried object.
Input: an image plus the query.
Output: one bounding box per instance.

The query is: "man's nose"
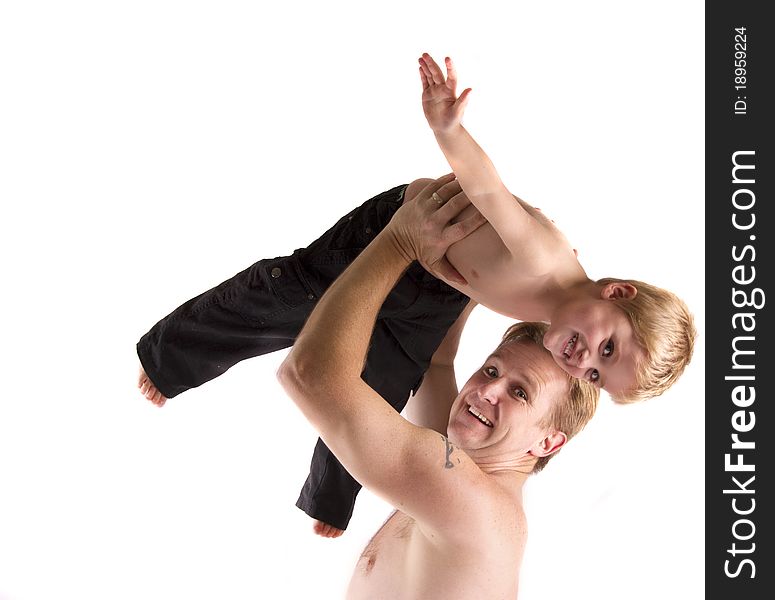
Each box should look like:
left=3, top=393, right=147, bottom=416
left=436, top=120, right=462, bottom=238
left=480, top=380, right=503, bottom=404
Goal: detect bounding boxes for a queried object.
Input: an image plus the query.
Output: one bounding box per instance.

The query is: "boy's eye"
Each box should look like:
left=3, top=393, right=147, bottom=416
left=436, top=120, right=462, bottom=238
left=602, top=340, right=615, bottom=358
left=514, top=388, right=528, bottom=401
left=590, top=369, right=600, bottom=383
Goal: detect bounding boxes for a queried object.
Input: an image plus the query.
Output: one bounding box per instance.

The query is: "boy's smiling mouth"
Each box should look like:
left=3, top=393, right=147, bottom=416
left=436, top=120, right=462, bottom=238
left=562, top=333, right=578, bottom=361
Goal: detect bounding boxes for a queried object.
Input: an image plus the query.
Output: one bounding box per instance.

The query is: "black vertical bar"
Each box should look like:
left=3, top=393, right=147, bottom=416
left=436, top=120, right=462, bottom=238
left=706, top=2, right=774, bottom=597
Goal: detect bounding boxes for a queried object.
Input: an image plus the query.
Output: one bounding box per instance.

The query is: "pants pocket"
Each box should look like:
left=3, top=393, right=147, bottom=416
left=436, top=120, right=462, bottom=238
left=259, top=255, right=318, bottom=309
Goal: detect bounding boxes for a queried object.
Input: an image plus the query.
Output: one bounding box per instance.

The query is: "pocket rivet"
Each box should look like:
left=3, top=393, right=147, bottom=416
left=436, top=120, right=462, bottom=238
left=271, top=267, right=282, bottom=278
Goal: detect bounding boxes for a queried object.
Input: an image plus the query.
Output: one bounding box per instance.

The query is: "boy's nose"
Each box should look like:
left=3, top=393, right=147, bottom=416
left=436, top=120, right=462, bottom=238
left=561, top=362, right=586, bottom=379
left=574, top=347, right=592, bottom=368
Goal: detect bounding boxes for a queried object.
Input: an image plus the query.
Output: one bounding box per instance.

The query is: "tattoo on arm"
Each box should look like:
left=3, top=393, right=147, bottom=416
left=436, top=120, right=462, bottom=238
left=441, top=435, right=455, bottom=469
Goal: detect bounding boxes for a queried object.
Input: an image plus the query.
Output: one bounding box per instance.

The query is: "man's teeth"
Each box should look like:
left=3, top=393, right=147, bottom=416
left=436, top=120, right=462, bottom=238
left=563, top=333, right=578, bottom=359
left=468, top=406, right=493, bottom=427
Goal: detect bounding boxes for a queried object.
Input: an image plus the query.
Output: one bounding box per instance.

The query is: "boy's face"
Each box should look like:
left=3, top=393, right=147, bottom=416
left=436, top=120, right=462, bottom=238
left=447, top=340, right=567, bottom=459
left=543, top=296, right=645, bottom=398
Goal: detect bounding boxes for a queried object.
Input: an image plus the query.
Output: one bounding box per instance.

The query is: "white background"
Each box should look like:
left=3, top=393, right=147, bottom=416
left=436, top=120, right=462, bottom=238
left=0, top=1, right=704, bottom=599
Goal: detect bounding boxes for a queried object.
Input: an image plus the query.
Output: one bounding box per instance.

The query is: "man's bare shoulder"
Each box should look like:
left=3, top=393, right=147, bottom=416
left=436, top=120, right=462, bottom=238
left=413, top=437, right=527, bottom=548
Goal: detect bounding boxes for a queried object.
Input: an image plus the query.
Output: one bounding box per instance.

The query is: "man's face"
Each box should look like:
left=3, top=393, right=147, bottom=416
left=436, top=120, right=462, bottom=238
left=543, top=296, right=645, bottom=398
left=447, top=340, right=568, bottom=459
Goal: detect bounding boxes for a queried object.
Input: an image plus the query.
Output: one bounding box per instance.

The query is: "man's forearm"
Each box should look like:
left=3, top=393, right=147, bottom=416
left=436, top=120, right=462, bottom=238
left=433, top=125, right=507, bottom=197
left=278, top=231, right=410, bottom=424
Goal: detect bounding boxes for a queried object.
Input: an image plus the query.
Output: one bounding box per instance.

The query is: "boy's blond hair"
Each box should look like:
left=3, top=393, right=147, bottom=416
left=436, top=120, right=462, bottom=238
left=597, top=278, right=696, bottom=404
left=497, top=322, right=599, bottom=473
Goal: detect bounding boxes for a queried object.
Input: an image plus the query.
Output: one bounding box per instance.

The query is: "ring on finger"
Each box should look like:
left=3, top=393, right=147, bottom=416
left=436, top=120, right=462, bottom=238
left=432, top=192, right=445, bottom=205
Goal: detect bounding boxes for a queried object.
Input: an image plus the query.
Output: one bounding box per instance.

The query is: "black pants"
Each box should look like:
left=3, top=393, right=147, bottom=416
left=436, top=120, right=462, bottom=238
left=137, top=184, right=470, bottom=530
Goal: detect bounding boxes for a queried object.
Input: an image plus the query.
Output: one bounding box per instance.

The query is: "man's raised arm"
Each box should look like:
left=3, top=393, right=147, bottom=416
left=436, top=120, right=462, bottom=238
left=276, top=176, right=486, bottom=533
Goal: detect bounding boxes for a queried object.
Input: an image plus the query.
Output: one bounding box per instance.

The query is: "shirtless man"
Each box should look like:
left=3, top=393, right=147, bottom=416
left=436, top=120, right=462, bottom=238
left=137, top=52, right=694, bottom=535
left=277, top=177, right=599, bottom=598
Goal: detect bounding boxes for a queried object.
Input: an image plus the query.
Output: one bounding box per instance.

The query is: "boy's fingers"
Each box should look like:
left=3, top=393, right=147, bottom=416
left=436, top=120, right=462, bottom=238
left=422, top=53, right=445, bottom=84
left=418, top=56, right=435, bottom=82
left=455, top=88, right=472, bottom=111
left=445, top=57, right=457, bottom=84
left=419, top=67, right=429, bottom=89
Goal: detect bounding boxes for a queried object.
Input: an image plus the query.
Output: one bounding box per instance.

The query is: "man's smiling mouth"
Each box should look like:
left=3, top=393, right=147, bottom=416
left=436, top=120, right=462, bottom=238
left=467, top=405, right=493, bottom=427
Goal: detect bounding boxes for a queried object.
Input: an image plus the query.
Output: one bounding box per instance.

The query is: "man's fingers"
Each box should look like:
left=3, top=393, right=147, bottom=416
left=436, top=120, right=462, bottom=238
left=435, top=190, right=471, bottom=219
left=432, top=180, right=462, bottom=204
left=444, top=211, right=487, bottom=244
left=419, top=173, right=456, bottom=200
left=433, top=256, right=468, bottom=286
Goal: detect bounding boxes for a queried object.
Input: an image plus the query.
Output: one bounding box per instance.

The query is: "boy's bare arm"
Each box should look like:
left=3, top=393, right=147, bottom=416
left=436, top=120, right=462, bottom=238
left=403, top=300, right=476, bottom=434
left=419, top=53, right=535, bottom=253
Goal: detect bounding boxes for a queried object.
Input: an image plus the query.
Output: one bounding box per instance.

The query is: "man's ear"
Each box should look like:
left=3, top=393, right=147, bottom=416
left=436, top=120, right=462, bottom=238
left=601, top=282, right=638, bottom=300
left=529, top=430, right=568, bottom=459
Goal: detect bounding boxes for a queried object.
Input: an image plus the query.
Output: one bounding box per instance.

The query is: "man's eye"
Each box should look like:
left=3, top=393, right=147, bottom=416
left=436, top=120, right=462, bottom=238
left=484, top=366, right=498, bottom=377
left=603, top=340, right=615, bottom=358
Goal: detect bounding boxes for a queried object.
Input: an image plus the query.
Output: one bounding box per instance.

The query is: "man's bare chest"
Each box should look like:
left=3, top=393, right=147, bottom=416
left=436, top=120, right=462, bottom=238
left=356, top=510, right=414, bottom=574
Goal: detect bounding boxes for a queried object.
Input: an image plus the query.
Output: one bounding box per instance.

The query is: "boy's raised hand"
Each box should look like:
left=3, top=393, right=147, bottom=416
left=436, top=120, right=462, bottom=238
left=418, top=53, right=472, bottom=134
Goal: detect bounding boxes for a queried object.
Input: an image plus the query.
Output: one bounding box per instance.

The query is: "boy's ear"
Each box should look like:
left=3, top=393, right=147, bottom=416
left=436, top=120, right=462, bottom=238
left=529, top=430, right=567, bottom=458
left=601, top=282, right=638, bottom=300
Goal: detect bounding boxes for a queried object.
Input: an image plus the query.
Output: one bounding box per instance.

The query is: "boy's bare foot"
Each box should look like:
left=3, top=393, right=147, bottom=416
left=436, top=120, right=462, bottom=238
left=312, top=519, right=344, bottom=538
left=138, top=364, right=167, bottom=407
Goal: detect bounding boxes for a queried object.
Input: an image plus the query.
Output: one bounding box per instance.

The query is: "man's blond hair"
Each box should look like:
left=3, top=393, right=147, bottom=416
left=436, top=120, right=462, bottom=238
left=597, top=278, right=697, bottom=404
left=496, top=322, right=599, bottom=473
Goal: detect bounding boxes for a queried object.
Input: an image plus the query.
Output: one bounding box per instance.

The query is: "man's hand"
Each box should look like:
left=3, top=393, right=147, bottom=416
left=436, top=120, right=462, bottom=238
left=419, top=53, right=472, bottom=134
left=387, top=174, right=486, bottom=285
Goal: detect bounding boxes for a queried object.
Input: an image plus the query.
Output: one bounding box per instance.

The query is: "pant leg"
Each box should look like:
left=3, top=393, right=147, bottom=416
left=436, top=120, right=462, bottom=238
left=136, top=184, right=409, bottom=399
left=136, top=254, right=318, bottom=398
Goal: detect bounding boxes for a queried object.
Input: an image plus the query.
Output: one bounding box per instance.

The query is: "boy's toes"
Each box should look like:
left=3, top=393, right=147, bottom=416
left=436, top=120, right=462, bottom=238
left=151, top=389, right=167, bottom=406
left=137, top=365, right=167, bottom=406
left=312, top=519, right=344, bottom=538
